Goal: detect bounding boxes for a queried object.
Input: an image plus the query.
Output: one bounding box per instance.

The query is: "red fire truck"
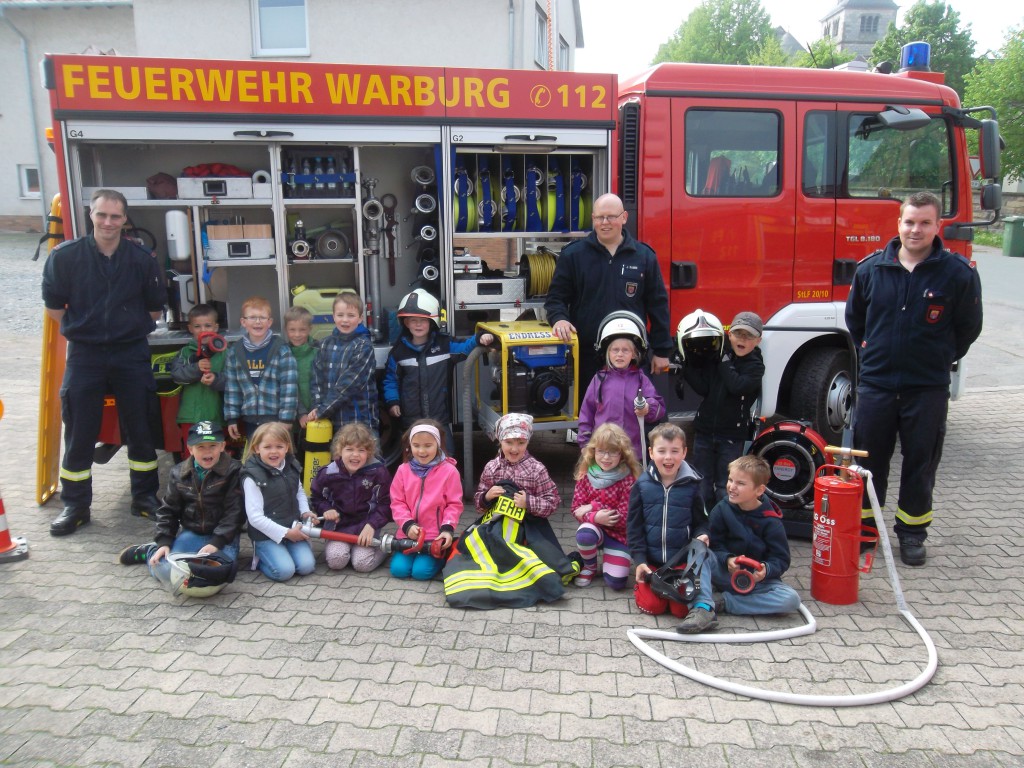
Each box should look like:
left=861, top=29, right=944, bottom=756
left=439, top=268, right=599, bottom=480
left=35, top=45, right=1000, bottom=506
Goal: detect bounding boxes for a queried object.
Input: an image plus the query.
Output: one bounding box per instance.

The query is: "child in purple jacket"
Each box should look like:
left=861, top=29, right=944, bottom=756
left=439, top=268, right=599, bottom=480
left=309, top=422, right=392, bottom=572
left=578, top=311, right=665, bottom=461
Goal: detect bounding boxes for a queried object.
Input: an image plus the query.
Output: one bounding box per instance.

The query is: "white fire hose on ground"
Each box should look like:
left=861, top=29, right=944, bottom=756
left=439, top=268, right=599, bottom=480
left=627, top=465, right=938, bottom=706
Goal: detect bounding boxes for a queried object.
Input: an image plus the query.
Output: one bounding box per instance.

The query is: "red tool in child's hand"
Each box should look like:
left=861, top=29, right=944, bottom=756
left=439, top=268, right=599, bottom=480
left=197, top=332, right=228, bottom=359
left=299, top=519, right=426, bottom=554
left=731, top=556, right=762, bottom=594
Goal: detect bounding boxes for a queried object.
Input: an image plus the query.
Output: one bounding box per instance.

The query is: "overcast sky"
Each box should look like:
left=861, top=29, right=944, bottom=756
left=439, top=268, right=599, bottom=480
left=574, top=0, right=1017, bottom=76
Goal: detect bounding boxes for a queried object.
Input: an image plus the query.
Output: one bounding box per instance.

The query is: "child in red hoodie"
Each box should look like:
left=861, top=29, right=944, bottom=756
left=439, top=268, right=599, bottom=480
left=389, top=419, right=463, bottom=580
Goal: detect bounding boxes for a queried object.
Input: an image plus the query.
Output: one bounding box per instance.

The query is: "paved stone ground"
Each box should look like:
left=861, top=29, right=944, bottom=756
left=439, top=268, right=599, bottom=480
left=1, top=237, right=1023, bottom=766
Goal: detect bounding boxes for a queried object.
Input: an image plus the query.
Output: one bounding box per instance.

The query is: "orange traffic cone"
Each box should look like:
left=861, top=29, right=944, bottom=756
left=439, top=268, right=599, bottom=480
left=0, top=398, right=28, bottom=563
left=0, top=491, right=29, bottom=564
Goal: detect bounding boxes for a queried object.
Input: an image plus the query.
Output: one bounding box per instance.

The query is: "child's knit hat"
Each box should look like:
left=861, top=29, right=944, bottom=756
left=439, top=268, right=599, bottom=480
left=496, top=412, right=533, bottom=442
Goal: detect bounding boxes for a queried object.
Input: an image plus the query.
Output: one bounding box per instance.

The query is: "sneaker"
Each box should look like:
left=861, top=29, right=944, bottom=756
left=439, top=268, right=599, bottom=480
left=714, top=597, right=727, bottom=615
left=574, top=564, right=598, bottom=587
left=119, top=542, right=154, bottom=565
left=130, top=494, right=161, bottom=519
left=676, top=606, right=718, bottom=634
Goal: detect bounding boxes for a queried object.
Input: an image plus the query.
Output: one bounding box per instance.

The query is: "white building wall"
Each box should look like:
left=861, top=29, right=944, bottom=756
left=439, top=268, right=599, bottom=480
left=0, top=5, right=136, bottom=229
left=135, top=0, right=516, bottom=69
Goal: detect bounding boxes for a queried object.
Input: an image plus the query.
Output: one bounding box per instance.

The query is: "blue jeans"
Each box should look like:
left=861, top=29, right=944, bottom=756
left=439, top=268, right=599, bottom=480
left=709, top=555, right=801, bottom=615
left=390, top=551, right=444, bottom=580
left=692, top=432, right=745, bottom=510
left=252, top=538, right=316, bottom=582
left=148, top=530, right=240, bottom=587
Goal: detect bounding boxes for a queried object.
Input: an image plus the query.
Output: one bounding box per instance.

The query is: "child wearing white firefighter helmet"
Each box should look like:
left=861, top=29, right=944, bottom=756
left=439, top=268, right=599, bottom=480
left=577, top=310, right=666, bottom=461
left=675, top=309, right=765, bottom=510
left=382, top=288, right=493, bottom=454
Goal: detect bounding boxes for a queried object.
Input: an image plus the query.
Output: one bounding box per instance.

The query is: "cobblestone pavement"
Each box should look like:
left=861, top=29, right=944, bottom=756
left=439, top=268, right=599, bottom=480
left=1, top=239, right=1023, bottom=766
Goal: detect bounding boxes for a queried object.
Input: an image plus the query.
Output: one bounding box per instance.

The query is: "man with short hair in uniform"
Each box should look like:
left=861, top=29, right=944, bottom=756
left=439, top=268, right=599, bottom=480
left=846, top=190, right=983, bottom=566
left=545, top=193, right=673, bottom=396
left=42, top=189, right=166, bottom=536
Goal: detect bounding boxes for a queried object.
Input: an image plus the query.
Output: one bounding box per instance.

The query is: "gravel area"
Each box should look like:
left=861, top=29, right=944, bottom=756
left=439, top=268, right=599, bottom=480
left=0, top=233, right=47, bottom=336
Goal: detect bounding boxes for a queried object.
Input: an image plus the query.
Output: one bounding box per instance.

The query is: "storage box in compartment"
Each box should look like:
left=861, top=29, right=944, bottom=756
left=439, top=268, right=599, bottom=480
left=207, top=225, right=244, bottom=240
left=454, top=277, right=526, bottom=306
left=177, top=177, right=253, bottom=199
left=82, top=186, right=149, bottom=201
left=207, top=239, right=275, bottom=261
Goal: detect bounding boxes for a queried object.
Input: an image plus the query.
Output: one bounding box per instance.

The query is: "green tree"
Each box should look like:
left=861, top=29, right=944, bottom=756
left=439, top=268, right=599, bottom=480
left=653, top=0, right=774, bottom=66
left=965, top=29, right=1024, bottom=181
left=748, top=33, right=792, bottom=67
left=794, top=38, right=856, bottom=69
left=870, top=1, right=976, bottom=97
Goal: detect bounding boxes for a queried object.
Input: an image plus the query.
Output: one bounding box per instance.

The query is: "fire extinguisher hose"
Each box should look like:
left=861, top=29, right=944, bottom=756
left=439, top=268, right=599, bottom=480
left=626, top=467, right=938, bottom=707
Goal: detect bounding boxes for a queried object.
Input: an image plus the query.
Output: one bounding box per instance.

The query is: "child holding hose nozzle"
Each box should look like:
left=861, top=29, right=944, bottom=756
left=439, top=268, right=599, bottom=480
left=309, top=422, right=392, bottom=572
left=389, top=419, right=463, bottom=580
left=577, top=310, right=665, bottom=462
left=707, top=455, right=800, bottom=616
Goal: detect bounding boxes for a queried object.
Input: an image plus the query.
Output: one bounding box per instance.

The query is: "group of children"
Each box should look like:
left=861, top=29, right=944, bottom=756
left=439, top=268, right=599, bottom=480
left=121, top=293, right=801, bottom=633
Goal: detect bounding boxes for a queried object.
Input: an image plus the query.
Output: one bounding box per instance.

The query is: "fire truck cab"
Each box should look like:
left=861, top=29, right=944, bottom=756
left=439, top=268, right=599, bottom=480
left=617, top=43, right=1001, bottom=444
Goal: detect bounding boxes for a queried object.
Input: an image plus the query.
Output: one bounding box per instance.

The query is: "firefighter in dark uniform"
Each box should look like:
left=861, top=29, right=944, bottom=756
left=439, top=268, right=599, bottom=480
left=545, top=193, right=673, bottom=395
left=845, top=191, right=983, bottom=566
left=42, top=189, right=166, bottom=536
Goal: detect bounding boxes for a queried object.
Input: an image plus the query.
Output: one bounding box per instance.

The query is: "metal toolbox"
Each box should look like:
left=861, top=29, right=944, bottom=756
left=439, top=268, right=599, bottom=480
left=177, top=176, right=253, bottom=199
left=453, top=276, right=526, bottom=305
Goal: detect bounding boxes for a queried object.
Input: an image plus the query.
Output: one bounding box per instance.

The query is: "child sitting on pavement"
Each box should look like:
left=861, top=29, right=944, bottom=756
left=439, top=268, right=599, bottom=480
left=707, top=455, right=801, bottom=616
left=571, top=423, right=641, bottom=590
left=627, top=422, right=717, bottom=634
left=309, top=422, right=392, bottom=573
left=389, top=419, right=464, bottom=580
left=118, top=422, right=244, bottom=589
left=242, top=421, right=316, bottom=582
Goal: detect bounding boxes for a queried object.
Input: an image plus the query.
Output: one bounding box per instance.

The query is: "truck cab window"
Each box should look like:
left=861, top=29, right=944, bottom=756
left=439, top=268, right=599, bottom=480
left=845, top=114, right=954, bottom=214
left=803, top=111, right=837, bottom=198
left=685, top=110, right=781, bottom=198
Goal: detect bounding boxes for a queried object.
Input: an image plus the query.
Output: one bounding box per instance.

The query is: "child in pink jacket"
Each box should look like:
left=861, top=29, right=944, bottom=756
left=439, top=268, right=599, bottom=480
left=389, top=419, right=464, bottom=580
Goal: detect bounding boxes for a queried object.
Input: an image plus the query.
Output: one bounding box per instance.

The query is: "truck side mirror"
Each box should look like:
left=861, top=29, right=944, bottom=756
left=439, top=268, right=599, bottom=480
left=979, top=119, right=1001, bottom=180
left=980, top=183, right=1001, bottom=212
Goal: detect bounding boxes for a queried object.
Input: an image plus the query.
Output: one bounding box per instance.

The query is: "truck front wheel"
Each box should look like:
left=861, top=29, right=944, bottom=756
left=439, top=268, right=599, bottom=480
left=789, top=348, right=852, bottom=446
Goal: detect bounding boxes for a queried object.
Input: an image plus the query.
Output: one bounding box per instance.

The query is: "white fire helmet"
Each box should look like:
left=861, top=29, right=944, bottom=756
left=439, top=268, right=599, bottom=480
left=165, top=552, right=237, bottom=598
left=676, top=309, right=724, bottom=361
left=397, top=289, right=440, bottom=328
left=595, top=310, right=648, bottom=364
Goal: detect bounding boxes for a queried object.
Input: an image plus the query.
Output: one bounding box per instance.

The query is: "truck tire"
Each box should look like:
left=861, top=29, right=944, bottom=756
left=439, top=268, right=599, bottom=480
left=790, top=348, right=852, bottom=446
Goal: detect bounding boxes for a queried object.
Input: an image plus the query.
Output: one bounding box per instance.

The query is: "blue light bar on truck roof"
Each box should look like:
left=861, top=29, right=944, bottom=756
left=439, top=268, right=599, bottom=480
left=900, top=41, right=931, bottom=72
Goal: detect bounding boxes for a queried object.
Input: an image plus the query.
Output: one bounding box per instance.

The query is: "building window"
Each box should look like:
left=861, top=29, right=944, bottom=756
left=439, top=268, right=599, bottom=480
left=558, top=36, right=570, bottom=71
left=860, top=15, right=879, bottom=34
left=535, top=5, right=549, bottom=69
left=18, top=165, right=40, bottom=199
left=252, top=0, right=309, bottom=57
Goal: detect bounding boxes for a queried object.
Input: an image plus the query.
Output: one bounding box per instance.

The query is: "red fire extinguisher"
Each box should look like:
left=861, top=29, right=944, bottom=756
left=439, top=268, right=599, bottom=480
left=811, top=463, right=878, bottom=605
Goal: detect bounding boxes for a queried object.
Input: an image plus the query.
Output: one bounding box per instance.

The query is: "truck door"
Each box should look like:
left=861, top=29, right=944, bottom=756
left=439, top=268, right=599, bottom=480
left=667, top=99, right=797, bottom=326
left=832, top=105, right=957, bottom=300
left=795, top=104, right=839, bottom=304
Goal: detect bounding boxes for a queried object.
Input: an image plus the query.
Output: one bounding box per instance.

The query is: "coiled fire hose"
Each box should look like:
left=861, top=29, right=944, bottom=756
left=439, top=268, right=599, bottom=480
left=522, top=249, right=557, bottom=297
left=627, top=465, right=938, bottom=706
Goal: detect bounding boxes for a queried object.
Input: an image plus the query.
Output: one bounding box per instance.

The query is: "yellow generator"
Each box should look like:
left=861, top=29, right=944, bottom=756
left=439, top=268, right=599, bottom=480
left=474, top=320, right=580, bottom=433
